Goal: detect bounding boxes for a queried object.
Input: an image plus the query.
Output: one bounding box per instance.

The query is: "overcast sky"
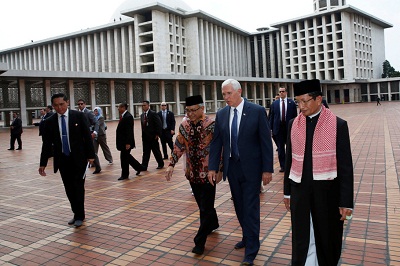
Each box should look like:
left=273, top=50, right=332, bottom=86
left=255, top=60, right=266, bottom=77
left=0, top=0, right=398, bottom=70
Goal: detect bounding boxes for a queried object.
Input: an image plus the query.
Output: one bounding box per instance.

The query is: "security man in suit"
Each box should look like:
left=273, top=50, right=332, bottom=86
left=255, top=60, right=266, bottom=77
left=116, top=103, right=145, bottom=180
left=8, top=112, right=23, bottom=150
left=77, top=99, right=101, bottom=174
left=208, top=79, right=274, bottom=266
left=157, top=102, right=176, bottom=159
left=140, top=100, right=164, bottom=170
left=269, top=87, right=298, bottom=172
left=38, top=93, right=95, bottom=227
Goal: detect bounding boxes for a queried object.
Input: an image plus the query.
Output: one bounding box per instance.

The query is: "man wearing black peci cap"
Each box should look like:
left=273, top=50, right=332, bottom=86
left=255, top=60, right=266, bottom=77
left=283, top=79, right=354, bottom=265
left=165, top=95, right=221, bottom=256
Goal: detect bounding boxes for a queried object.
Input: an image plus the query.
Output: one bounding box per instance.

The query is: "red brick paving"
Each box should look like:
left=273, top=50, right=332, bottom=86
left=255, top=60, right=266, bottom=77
left=0, top=102, right=397, bottom=265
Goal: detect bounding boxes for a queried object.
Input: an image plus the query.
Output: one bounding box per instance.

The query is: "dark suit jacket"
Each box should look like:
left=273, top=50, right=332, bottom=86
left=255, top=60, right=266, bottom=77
left=209, top=101, right=274, bottom=179
left=40, top=110, right=96, bottom=173
left=141, top=109, right=162, bottom=141
left=283, top=116, right=354, bottom=208
left=269, top=98, right=298, bottom=136
left=157, top=110, right=176, bottom=131
left=116, top=111, right=135, bottom=151
left=10, top=117, right=23, bottom=135
left=36, top=112, right=53, bottom=136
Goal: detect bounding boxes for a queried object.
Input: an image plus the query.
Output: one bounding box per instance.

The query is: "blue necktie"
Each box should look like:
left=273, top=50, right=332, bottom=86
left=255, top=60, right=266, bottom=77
left=61, top=115, right=70, bottom=156
left=231, top=108, right=239, bottom=161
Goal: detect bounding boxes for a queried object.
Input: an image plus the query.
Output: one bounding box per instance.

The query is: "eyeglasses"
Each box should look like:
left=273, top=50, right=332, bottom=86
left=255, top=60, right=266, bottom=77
left=185, top=106, right=201, bottom=113
left=279, top=91, right=286, bottom=93
left=161, top=105, right=167, bottom=106
left=77, top=103, right=84, bottom=105
left=297, top=98, right=314, bottom=105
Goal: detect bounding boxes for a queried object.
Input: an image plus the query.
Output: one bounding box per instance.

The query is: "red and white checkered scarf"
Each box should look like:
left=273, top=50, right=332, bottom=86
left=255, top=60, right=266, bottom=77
left=289, top=106, right=337, bottom=183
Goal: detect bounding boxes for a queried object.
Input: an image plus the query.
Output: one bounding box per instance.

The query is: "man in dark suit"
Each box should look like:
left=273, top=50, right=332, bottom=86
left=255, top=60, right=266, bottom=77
left=157, top=102, right=176, bottom=159
left=140, top=100, right=164, bottom=170
left=77, top=99, right=101, bottom=174
left=38, top=93, right=95, bottom=227
left=38, top=105, right=54, bottom=136
left=208, top=79, right=274, bottom=266
left=269, top=87, right=298, bottom=172
left=283, top=79, right=354, bottom=265
left=116, top=103, right=144, bottom=180
left=8, top=112, right=23, bottom=150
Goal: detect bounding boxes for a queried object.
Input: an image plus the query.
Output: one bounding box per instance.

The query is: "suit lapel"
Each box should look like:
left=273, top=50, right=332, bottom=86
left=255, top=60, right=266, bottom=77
left=238, top=102, right=250, bottom=140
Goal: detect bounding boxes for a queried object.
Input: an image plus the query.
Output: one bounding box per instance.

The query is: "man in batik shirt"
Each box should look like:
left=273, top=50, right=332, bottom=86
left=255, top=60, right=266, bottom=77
left=165, top=95, right=221, bottom=256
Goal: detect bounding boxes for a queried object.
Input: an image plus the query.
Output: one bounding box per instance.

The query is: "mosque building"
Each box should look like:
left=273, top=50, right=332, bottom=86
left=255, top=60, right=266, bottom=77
left=0, top=0, right=398, bottom=126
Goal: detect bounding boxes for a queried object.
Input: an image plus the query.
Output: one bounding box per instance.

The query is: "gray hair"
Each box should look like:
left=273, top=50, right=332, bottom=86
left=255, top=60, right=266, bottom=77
left=222, top=79, right=241, bottom=91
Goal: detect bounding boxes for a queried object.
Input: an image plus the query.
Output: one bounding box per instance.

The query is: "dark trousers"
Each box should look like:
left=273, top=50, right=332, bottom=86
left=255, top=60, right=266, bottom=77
left=290, top=178, right=343, bottom=266
left=141, top=137, right=164, bottom=168
left=228, top=158, right=261, bottom=262
left=59, top=154, right=86, bottom=220
left=120, top=148, right=143, bottom=177
left=190, top=182, right=219, bottom=248
left=160, top=129, right=174, bottom=158
left=10, top=134, right=22, bottom=149
left=275, top=123, right=287, bottom=169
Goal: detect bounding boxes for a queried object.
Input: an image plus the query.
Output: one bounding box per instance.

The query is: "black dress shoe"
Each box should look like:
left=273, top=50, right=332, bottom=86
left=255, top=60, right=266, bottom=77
left=7, top=148, right=14, bottom=150
left=93, top=169, right=101, bottom=174
left=16, top=147, right=22, bottom=150
left=163, top=157, right=169, bottom=160
left=234, top=241, right=245, bottom=249
left=74, top=220, right=83, bottom=227
left=240, top=262, right=253, bottom=266
left=118, top=176, right=128, bottom=180
left=68, top=218, right=75, bottom=225
left=136, top=171, right=141, bottom=176
left=192, top=246, right=204, bottom=255
left=279, top=168, right=285, bottom=173
left=156, top=165, right=164, bottom=169
left=208, top=224, right=219, bottom=234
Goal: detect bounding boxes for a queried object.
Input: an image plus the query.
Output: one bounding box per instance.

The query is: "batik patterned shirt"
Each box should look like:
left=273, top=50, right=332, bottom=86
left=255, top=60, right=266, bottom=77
left=170, top=115, right=215, bottom=184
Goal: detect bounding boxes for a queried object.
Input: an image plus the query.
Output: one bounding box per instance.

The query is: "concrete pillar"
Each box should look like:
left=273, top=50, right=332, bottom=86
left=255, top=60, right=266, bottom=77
left=89, top=80, right=95, bottom=109
left=174, top=81, right=180, bottom=115
left=45, top=80, right=51, bottom=106
left=18, top=79, right=28, bottom=126
left=68, top=80, right=75, bottom=109
left=261, top=83, right=266, bottom=107
left=127, top=80, right=134, bottom=117
left=212, top=81, right=218, bottom=112
left=109, top=80, right=116, bottom=120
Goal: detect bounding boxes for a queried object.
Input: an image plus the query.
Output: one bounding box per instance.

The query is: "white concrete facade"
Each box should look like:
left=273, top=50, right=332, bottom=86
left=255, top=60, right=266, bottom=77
left=0, top=0, right=397, bottom=127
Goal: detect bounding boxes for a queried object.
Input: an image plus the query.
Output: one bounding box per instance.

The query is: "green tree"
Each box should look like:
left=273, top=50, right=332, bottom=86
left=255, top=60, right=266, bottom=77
left=382, top=60, right=400, bottom=78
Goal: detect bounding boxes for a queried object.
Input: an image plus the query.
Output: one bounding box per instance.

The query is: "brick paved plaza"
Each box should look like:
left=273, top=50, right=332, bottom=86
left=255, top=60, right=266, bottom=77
left=0, top=102, right=398, bottom=265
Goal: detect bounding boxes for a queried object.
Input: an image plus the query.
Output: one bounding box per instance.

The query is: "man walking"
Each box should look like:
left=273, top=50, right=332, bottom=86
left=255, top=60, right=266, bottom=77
left=140, top=100, right=164, bottom=170
left=116, top=103, right=145, bottom=180
left=269, top=87, right=298, bottom=172
left=166, top=95, right=220, bottom=255
left=8, top=112, right=23, bottom=150
left=38, top=93, right=95, bottom=227
left=208, top=79, right=274, bottom=265
left=283, top=79, right=354, bottom=265
left=158, top=102, right=176, bottom=159
left=77, top=99, right=101, bottom=174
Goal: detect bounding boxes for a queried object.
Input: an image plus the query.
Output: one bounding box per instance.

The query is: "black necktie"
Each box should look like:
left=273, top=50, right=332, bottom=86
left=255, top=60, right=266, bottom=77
left=61, top=115, right=70, bottom=156
left=231, top=108, right=239, bottom=160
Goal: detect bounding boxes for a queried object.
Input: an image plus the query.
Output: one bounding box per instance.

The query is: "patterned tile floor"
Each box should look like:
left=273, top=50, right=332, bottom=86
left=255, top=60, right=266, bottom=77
left=0, top=102, right=398, bottom=265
